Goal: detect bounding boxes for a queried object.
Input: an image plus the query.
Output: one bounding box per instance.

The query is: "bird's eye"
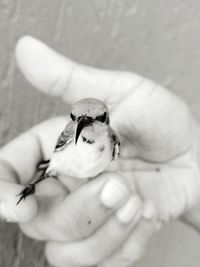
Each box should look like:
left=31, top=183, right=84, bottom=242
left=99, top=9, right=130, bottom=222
left=70, top=113, right=76, bottom=121
left=96, top=112, right=107, bottom=123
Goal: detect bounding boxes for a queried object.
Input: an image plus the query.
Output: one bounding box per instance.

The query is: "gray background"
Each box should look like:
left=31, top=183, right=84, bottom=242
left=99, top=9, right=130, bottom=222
left=1, top=0, right=200, bottom=266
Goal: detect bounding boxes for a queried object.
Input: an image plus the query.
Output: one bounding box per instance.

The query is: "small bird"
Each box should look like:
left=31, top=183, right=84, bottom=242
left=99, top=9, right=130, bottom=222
left=17, top=98, right=120, bottom=204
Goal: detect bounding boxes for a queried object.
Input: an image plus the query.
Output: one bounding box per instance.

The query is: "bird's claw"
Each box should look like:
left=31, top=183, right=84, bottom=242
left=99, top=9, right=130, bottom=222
left=16, top=184, right=35, bottom=205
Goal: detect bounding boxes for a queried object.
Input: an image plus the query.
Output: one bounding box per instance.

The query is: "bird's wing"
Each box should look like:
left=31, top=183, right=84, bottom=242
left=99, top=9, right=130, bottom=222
left=108, top=127, right=120, bottom=160
left=54, top=121, right=74, bottom=151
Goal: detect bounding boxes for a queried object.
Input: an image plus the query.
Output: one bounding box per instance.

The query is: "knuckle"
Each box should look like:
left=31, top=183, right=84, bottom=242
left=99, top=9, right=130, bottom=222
left=85, top=238, right=103, bottom=264
left=45, top=243, right=62, bottom=267
left=84, top=235, right=112, bottom=266
left=84, top=224, right=121, bottom=265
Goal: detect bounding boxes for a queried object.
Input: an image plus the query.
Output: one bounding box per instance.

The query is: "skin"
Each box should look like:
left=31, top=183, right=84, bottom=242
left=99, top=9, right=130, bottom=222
left=0, top=36, right=200, bottom=267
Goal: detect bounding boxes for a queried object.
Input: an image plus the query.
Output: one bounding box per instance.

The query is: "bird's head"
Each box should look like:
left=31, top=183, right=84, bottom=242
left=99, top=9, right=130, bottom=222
left=70, top=98, right=109, bottom=144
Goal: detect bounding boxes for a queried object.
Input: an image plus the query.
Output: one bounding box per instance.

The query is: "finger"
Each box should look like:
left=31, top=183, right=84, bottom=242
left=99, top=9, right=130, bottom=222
left=16, top=36, right=142, bottom=106
left=45, top=196, right=142, bottom=267
left=100, top=202, right=158, bottom=267
left=19, top=177, right=68, bottom=240
left=0, top=117, right=66, bottom=185
left=0, top=180, right=37, bottom=223
left=20, top=172, right=132, bottom=242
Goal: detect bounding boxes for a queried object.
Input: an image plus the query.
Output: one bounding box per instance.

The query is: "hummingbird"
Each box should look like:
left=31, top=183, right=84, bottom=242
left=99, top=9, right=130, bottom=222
left=17, top=98, right=120, bottom=204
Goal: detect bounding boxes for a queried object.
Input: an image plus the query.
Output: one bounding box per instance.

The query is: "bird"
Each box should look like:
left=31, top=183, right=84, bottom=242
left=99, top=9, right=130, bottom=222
left=17, top=98, right=120, bottom=204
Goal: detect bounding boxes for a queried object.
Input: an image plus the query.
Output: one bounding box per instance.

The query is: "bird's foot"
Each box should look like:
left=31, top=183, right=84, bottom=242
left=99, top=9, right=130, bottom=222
left=16, top=184, right=35, bottom=205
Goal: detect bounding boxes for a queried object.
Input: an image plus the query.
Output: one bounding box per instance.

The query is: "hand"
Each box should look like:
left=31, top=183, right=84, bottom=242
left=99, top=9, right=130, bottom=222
left=0, top=125, right=154, bottom=267
left=1, top=35, right=199, bottom=267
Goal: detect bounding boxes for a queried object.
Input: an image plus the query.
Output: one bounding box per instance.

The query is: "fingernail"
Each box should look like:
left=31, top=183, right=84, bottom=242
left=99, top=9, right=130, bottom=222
left=142, top=201, right=155, bottom=220
left=117, top=196, right=141, bottom=224
left=101, top=179, right=129, bottom=208
left=0, top=200, right=19, bottom=222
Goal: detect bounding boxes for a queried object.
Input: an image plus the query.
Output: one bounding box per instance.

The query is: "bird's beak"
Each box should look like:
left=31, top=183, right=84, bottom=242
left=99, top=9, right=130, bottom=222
left=75, top=116, right=93, bottom=144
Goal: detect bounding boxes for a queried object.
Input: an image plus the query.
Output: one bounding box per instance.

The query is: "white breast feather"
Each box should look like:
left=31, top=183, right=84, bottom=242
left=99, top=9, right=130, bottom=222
left=48, top=131, right=113, bottom=179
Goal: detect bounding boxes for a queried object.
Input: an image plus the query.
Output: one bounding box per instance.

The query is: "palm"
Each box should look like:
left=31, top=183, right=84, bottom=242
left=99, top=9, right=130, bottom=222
left=107, top=77, right=199, bottom=222
left=117, top=148, right=197, bottom=221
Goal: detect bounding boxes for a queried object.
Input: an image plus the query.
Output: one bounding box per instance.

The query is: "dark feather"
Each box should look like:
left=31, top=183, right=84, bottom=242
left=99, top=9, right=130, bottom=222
left=55, top=121, right=74, bottom=151
left=108, top=127, right=120, bottom=160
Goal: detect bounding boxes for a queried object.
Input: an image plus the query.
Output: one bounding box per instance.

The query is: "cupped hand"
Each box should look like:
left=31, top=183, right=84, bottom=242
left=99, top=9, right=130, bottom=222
left=0, top=36, right=200, bottom=267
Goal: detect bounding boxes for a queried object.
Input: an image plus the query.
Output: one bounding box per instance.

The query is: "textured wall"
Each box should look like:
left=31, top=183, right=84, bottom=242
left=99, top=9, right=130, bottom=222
left=1, top=0, right=200, bottom=266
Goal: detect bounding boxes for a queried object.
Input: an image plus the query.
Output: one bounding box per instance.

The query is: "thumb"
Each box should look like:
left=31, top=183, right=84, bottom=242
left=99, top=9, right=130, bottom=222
left=0, top=180, right=37, bottom=223
left=15, top=36, right=141, bottom=106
